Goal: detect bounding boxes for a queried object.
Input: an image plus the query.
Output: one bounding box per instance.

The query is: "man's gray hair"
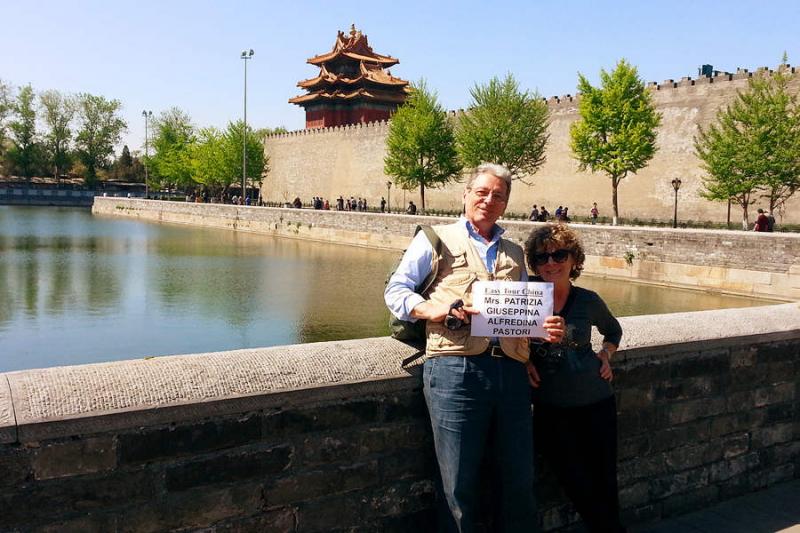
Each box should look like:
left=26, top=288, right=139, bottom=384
left=465, top=163, right=513, bottom=197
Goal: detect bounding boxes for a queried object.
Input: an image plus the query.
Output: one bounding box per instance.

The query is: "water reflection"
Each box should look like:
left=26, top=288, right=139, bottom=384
left=0, top=206, right=772, bottom=372
left=575, top=276, right=767, bottom=317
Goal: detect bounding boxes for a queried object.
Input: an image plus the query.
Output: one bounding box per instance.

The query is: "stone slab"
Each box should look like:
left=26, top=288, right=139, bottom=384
left=5, top=336, right=423, bottom=441
left=613, top=303, right=800, bottom=361
left=0, top=375, right=16, bottom=443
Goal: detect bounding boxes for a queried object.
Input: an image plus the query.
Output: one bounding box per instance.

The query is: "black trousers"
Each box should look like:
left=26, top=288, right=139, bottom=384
left=534, top=395, right=626, bottom=533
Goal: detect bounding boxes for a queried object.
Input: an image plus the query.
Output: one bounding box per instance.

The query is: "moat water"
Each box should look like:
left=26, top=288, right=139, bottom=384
left=0, top=206, right=772, bottom=372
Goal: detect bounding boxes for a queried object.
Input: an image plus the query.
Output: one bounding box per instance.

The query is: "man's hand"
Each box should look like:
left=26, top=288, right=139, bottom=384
left=411, top=301, right=479, bottom=323
left=542, top=316, right=566, bottom=344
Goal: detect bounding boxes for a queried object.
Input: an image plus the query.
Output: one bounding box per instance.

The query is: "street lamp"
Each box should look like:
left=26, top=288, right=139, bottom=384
left=241, top=48, right=254, bottom=203
left=386, top=180, right=392, bottom=213
left=671, top=178, right=682, bottom=228
left=142, top=110, right=152, bottom=198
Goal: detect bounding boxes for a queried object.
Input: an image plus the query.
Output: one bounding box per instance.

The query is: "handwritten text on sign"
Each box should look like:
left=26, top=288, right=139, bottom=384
left=470, top=281, right=554, bottom=338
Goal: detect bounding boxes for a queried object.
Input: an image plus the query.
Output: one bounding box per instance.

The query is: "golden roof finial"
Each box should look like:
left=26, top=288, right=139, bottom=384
left=350, top=24, right=357, bottom=37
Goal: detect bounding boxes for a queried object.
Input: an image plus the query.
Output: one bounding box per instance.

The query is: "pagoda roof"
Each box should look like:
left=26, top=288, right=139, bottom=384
left=297, top=62, right=409, bottom=90
left=289, top=87, right=410, bottom=105
left=307, top=25, right=398, bottom=67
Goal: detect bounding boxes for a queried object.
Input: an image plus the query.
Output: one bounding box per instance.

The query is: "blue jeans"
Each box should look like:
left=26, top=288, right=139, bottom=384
left=423, top=354, right=536, bottom=533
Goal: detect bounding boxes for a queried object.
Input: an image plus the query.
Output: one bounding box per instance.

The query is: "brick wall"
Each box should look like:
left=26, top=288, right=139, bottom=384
left=1, top=304, right=798, bottom=531
left=93, top=198, right=800, bottom=300
left=264, top=65, right=800, bottom=225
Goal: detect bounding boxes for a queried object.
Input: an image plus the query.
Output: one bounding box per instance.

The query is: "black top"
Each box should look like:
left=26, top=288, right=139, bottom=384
left=531, top=282, right=622, bottom=407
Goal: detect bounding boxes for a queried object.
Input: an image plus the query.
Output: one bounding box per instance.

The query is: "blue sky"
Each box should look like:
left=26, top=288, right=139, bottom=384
left=1, top=0, right=798, bottom=153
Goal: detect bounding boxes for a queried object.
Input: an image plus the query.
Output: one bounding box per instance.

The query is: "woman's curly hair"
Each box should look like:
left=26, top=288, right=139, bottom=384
left=524, top=224, right=586, bottom=280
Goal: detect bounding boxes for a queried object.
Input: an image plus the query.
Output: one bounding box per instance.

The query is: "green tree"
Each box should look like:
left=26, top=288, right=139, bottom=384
left=384, top=80, right=461, bottom=211
left=0, top=79, right=12, bottom=164
left=224, top=120, right=267, bottom=198
left=112, top=145, right=135, bottom=181
left=130, top=153, right=145, bottom=183
left=456, top=73, right=549, bottom=182
left=40, top=89, right=77, bottom=182
left=74, top=93, right=127, bottom=186
left=150, top=107, right=195, bottom=192
left=570, top=59, right=662, bottom=225
left=189, top=127, right=230, bottom=196
left=255, top=125, right=288, bottom=138
left=696, top=66, right=800, bottom=229
left=7, top=84, right=41, bottom=182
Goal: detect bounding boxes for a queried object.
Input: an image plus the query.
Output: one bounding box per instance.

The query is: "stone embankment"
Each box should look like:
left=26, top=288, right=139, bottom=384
left=1, top=303, right=799, bottom=531
left=93, top=198, right=800, bottom=301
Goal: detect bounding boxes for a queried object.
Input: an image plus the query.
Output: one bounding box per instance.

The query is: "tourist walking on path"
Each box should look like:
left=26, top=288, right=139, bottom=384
left=385, top=163, right=565, bottom=532
left=380, top=197, right=386, bottom=213
left=525, top=223, right=625, bottom=533
left=590, top=202, right=599, bottom=224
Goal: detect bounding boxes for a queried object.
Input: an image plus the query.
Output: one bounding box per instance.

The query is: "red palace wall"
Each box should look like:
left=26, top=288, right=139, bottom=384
left=305, top=106, right=393, bottom=129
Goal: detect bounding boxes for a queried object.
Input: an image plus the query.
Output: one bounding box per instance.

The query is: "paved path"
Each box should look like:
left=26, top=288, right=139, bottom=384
left=633, top=479, right=800, bottom=532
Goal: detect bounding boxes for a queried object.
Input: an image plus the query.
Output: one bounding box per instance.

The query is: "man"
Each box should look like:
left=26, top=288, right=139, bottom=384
left=406, top=201, right=417, bottom=215
left=385, top=163, right=564, bottom=532
left=528, top=204, right=539, bottom=222
left=539, top=205, right=549, bottom=221
left=754, top=209, right=769, bottom=232
left=380, top=196, right=387, bottom=213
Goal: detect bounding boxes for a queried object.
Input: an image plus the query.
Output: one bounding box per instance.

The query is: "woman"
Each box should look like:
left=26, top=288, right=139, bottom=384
left=525, top=224, right=625, bottom=533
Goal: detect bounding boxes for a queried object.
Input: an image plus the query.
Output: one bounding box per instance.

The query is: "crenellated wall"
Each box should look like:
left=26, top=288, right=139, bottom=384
left=1, top=304, right=798, bottom=531
left=264, top=64, right=800, bottom=224
left=93, top=198, right=800, bottom=301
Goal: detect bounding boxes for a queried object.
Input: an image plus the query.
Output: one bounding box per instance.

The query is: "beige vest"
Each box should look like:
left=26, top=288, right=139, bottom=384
left=425, top=222, right=529, bottom=363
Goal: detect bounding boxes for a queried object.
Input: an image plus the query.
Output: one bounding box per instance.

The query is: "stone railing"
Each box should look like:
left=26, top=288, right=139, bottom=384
left=1, top=303, right=798, bottom=531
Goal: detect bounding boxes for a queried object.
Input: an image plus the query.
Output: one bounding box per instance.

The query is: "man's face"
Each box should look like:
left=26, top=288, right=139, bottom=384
left=463, top=173, right=509, bottom=227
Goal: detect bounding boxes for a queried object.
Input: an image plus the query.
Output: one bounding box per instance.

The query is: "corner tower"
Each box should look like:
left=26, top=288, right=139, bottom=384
left=289, top=25, right=410, bottom=129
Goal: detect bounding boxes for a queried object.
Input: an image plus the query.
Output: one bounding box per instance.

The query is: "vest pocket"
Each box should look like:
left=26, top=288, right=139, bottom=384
left=444, top=270, right=476, bottom=288
left=446, top=249, right=468, bottom=269
left=427, top=322, right=471, bottom=349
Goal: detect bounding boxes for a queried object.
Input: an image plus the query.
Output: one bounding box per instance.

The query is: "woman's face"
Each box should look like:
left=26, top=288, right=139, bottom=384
left=534, top=243, right=575, bottom=286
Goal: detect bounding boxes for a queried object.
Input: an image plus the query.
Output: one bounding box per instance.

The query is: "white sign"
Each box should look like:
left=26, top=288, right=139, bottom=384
left=470, top=281, right=554, bottom=338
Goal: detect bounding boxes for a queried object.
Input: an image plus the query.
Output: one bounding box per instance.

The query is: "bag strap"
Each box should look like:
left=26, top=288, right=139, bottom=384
left=400, top=225, right=443, bottom=368
left=415, top=225, right=443, bottom=296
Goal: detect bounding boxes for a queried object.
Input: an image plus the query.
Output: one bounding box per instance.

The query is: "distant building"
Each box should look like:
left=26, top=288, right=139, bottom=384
left=289, top=25, right=410, bottom=129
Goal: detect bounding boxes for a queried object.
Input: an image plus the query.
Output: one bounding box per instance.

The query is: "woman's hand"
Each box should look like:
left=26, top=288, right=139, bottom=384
left=542, top=315, right=566, bottom=344
left=526, top=360, right=541, bottom=388
left=597, top=348, right=613, bottom=381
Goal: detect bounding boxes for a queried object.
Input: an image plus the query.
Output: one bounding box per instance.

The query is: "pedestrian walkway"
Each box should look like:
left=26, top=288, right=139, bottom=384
left=633, top=479, right=800, bottom=532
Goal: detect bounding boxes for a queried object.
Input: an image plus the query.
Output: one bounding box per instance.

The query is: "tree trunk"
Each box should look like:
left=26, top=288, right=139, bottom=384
left=420, top=183, right=426, bottom=212
left=611, top=177, right=620, bottom=226
left=740, top=197, right=750, bottom=230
